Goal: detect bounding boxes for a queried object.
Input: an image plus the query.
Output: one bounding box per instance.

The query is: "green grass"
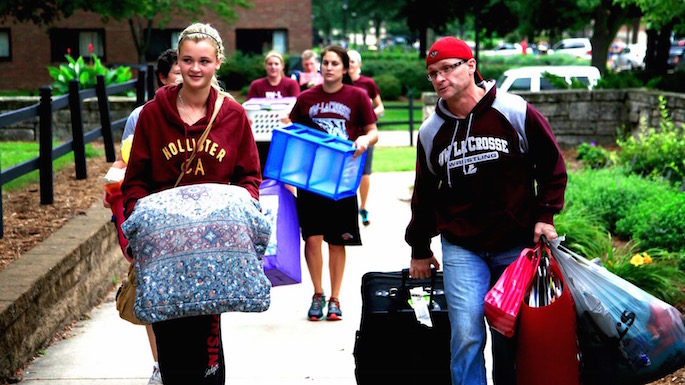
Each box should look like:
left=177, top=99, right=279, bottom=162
left=377, top=100, right=421, bottom=131
left=372, top=146, right=416, bottom=173
left=1, top=142, right=103, bottom=192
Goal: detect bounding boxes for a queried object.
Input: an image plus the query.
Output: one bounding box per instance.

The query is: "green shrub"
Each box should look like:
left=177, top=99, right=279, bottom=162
left=217, top=51, right=265, bottom=91
left=650, top=71, right=685, bottom=93
left=363, top=54, right=432, bottom=96
left=564, top=167, right=674, bottom=236
left=47, top=54, right=131, bottom=95
left=213, top=49, right=685, bottom=96
left=616, top=191, right=685, bottom=251
left=617, top=96, right=685, bottom=184
left=595, top=70, right=646, bottom=89
left=542, top=72, right=571, bottom=89
left=556, top=190, right=685, bottom=304
left=374, top=74, right=402, bottom=100
left=575, top=142, right=613, bottom=169
left=555, top=205, right=613, bottom=260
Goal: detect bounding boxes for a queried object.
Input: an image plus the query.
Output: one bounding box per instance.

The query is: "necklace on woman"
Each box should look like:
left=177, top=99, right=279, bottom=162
left=178, top=92, right=205, bottom=124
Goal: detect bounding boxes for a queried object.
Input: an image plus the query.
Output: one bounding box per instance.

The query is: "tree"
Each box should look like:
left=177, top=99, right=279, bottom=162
left=1, top=0, right=252, bottom=63
left=0, top=0, right=84, bottom=25
left=312, top=0, right=343, bottom=46
left=92, top=0, right=253, bottom=63
left=349, top=0, right=399, bottom=47
left=618, top=0, right=685, bottom=75
left=576, top=0, right=641, bottom=75
left=505, top=0, right=591, bottom=43
left=399, top=0, right=466, bottom=58
left=506, top=0, right=641, bottom=75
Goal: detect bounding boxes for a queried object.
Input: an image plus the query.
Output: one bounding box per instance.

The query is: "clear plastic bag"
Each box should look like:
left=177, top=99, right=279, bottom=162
left=549, top=238, right=685, bottom=385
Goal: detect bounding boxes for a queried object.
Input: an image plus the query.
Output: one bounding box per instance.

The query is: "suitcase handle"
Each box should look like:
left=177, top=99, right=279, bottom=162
left=401, top=268, right=439, bottom=310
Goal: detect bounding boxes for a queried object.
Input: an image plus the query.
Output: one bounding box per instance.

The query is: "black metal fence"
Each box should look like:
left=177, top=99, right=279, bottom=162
left=0, top=65, right=154, bottom=238
left=375, top=91, right=421, bottom=146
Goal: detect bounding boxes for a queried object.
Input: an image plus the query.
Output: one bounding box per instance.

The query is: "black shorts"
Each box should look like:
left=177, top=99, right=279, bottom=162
left=362, top=145, right=374, bottom=175
left=296, top=189, right=362, bottom=246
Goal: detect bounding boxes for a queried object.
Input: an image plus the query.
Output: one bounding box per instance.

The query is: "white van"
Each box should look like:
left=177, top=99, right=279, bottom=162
left=497, top=66, right=601, bottom=93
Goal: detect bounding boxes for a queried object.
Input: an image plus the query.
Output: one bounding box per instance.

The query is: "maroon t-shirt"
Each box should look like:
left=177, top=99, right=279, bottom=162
left=352, top=75, right=381, bottom=99
left=247, top=77, right=300, bottom=100
left=289, top=84, right=377, bottom=141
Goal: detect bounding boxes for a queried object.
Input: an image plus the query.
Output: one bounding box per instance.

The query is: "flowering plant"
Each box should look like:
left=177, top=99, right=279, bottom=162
left=630, top=252, right=653, bottom=267
left=605, top=245, right=685, bottom=305
left=47, top=53, right=131, bottom=95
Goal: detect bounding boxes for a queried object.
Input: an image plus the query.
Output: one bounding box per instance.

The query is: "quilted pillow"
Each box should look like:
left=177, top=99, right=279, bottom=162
left=121, top=183, right=271, bottom=323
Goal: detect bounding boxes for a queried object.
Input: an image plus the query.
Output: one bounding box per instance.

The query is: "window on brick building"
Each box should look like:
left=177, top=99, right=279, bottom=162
left=144, top=29, right=183, bottom=62
left=50, top=29, right=105, bottom=62
left=0, top=29, right=10, bottom=61
left=236, top=29, right=288, bottom=55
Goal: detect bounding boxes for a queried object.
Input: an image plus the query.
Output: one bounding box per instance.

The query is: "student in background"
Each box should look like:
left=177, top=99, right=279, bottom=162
left=347, top=49, right=384, bottom=226
left=289, top=46, right=378, bottom=321
left=246, top=51, right=299, bottom=172
left=246, top=51, right=299, bottom=100
left=292, top=49, right=324, bottom=91
left=103, top=48, right=181, bottom=385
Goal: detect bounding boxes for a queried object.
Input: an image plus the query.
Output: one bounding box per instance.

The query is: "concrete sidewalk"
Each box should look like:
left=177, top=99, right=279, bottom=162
left=19, top=164, right=493, bottom=383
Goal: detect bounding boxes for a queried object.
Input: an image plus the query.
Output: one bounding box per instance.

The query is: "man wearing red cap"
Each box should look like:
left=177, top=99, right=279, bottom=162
left=405, top=36, right=567, bottom=384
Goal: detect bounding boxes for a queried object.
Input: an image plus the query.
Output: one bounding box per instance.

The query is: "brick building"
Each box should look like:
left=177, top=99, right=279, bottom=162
left=0, top=0, right=313, bottom=91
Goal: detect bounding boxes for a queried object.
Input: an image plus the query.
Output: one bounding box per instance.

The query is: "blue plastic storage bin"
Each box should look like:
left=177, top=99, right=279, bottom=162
left=264, top=124, right=366, bottom=201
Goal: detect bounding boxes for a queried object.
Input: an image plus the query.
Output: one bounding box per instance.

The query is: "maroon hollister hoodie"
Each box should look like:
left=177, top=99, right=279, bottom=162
left=122, top=84, right=261, bottom=217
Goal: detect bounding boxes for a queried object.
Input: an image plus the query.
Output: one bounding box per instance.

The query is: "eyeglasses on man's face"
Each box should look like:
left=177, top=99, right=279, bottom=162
left=426, top=61, right=466, bottom=81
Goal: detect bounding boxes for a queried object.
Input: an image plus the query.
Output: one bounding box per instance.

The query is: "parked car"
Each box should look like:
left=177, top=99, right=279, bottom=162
left=481, top=42, right=529, bottom=56
left=548, top=38, right=592, bottom=60
left=608, top=44, right=646, bottom=72
left=667, top=40, right=685, bottom=72
left=497, top=66, right=601, bottom=92
left=379, top=35, right=416, bottom=51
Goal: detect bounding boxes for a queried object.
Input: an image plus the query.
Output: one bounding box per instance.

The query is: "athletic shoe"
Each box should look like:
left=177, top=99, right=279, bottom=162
left=147, top=362, right=163, bottom=385
left=359, top=209, right=370, bottom=226
left=326, top=297, right=343, bottom=321
left=308, top=293, right=326, bottom=321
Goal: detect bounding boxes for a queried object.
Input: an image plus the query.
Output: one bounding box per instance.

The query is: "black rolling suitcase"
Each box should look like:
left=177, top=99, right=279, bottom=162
left=353, top=269, right=452, bottom=384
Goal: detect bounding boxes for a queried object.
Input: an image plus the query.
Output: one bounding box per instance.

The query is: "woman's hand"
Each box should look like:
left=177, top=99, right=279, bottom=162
left=353, top=135, right=370, bottom=158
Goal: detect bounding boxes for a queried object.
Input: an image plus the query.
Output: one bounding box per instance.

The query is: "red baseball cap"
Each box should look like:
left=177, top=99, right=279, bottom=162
left=426, top=37, right=474, bottom=68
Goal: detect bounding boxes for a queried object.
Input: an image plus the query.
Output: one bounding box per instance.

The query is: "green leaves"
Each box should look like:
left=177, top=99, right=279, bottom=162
left=576, top=142, right=614, bottom=169
left=46, top=54, right=132, bottom=94
left=617, top=95, right=685, bottom=184
left=559, top=168, right=685, bottom=304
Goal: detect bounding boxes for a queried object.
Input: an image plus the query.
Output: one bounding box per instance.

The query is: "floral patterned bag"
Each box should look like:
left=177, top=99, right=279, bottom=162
left=121, top=183, right=272, bottom=323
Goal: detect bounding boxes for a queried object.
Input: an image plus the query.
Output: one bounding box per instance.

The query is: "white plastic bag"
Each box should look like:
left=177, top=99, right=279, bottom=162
left=549, top=238, right=685, bottom=385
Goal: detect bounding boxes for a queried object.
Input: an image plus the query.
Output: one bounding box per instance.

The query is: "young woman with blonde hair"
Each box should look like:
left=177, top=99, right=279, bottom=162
left=247, top=50, right=299, bottom=100
left=122, top=23, right=261, bottom=385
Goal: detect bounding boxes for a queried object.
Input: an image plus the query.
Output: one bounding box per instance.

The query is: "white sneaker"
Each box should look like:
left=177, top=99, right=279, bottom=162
left=147, top=362, right=163, bottom=385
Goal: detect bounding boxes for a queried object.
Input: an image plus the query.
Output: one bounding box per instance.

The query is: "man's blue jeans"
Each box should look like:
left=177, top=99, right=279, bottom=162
left=441, top=236, right=525, bottom=385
